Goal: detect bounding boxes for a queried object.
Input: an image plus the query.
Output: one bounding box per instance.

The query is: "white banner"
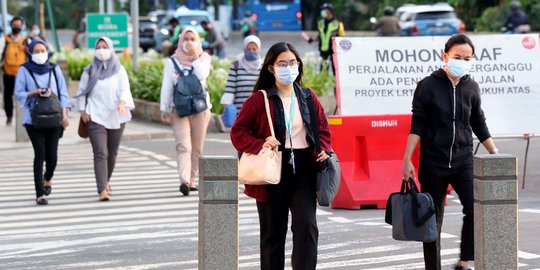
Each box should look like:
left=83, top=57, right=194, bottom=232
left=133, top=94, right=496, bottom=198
left=334, top=34, right=540, bottom=135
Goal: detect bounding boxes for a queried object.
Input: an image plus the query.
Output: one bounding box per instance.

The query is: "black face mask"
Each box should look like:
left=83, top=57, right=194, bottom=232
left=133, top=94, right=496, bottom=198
left=11, top=27, right=21, bottom=34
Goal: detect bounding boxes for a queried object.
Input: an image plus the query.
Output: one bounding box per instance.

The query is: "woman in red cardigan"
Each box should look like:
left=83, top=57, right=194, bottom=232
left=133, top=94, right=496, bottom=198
left=230, top=42, right=332, bottom=270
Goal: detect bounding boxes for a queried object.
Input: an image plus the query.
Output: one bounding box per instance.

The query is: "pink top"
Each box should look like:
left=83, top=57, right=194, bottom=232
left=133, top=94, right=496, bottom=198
left=281, top=96, right=309, bottom=149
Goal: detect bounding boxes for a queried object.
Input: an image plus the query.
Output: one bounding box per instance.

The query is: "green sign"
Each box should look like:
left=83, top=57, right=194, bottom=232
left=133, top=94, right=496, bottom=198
left=86, top=13, right=129, bottom=49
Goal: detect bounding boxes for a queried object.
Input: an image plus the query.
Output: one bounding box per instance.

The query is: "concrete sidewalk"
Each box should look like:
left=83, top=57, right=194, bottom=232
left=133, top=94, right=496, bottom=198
left=0, top=105, right=172, bottom=150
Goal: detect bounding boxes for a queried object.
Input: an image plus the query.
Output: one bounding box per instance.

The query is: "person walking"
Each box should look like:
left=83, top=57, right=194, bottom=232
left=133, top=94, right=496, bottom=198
left=201, top=21, right=226, bottom=59
left=402, top=34, right=499, bottom=270
left=230, top=42, right=332, bottom=270
left=14, top=38, right=70, bottom=205
left=374, top=6, right=401, bottom=36
left=220, top=35, right=262, bottom=112
left=76, top=37, right=134, bottom=201
left=160, top=28, right=212, bottom=196
left=1, top=16, right=28, bottom=125
left=306, top=3, right=345, bottom=73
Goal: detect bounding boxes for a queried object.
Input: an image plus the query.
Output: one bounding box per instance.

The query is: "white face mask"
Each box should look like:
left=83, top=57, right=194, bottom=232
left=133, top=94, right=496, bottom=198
left=95, top=48, right=112, bottom=61
left=182, top=42, right=189, bottom=53
left=31, top=52, right=48, bottom=65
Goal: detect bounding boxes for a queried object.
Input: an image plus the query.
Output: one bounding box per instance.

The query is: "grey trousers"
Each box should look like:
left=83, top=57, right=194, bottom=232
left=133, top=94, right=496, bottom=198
left=87, top=121, right=125, bottom=193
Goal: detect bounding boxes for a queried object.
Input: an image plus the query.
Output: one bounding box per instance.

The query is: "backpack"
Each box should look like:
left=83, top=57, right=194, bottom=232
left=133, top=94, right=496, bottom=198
left=2, top=35, right=27, bottom=76
left=170, top=58, right=208, bottom=117
left=28, top=66, right=64, bottom=130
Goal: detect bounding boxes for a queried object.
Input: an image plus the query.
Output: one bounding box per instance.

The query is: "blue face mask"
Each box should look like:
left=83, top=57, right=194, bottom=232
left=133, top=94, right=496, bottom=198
left=447, top=59, right=472, bottom=78
left=275, top=66, right=299, bottom=86
left=244, top=50, right=259, bottom=61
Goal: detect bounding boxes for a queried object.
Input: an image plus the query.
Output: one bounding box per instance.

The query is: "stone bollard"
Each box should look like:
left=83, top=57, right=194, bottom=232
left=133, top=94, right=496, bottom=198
left=474, top=154, right=518, bottom=270
left=15, top=101, right=29, bottom=142
left=198, top=156, right=239, bottom=270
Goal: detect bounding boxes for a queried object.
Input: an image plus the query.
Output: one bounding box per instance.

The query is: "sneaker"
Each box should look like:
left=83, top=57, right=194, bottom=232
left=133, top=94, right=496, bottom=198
left=454, top=264, right=472, bottom=270
left=179, top=183, right=190, bottom=196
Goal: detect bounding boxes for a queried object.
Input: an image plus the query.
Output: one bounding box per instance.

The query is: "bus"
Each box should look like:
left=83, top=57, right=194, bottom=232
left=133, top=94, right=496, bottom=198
left=240, top=0, right=302, bottom=31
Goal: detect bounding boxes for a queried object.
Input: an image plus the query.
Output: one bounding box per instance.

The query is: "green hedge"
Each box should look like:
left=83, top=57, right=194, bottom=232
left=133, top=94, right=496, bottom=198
left=65, top=51, right=335, bottom=114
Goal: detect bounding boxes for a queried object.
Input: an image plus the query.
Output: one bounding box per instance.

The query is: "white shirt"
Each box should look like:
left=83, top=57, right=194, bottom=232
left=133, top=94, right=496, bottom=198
left=77, top=66, right=135, bottom=129
left=160, top=57, right=212, bottom=113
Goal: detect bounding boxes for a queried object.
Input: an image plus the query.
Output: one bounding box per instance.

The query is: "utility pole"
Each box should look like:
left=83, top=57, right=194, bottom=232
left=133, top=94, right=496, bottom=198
left=107, top=0, right=114, bottom=13
left=99, top=0, right=104, bottom=14
left=131, top=0, right=139, bottom=72
left=1, top=0, right=7, bottom=35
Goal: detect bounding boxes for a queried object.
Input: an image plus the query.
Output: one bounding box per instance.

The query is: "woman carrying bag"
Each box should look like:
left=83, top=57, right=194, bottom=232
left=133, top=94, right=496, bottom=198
left=160, top=28, right=212, bottom=196
left=230, top=42, right=332, bottom=270
left=15, top=38, right=70, bottom=205
left=76, top=36, right=134, bottom=201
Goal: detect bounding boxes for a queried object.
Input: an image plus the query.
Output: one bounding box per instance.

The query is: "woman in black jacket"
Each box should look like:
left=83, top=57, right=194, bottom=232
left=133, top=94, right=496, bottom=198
left=402, top=34, right=499, bottom=270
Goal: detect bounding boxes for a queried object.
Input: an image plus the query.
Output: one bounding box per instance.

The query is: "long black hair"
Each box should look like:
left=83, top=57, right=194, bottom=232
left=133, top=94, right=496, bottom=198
left=253, top=42, right=303, bottom=92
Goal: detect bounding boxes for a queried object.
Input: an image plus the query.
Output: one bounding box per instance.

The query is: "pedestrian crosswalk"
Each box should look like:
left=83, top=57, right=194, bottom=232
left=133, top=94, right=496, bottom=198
left=1, top=143, right=538, bottom=269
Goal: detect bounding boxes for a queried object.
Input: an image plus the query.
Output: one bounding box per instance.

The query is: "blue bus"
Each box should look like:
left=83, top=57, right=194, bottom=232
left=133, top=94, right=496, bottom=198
left=240, top=0, right=302, bottom=31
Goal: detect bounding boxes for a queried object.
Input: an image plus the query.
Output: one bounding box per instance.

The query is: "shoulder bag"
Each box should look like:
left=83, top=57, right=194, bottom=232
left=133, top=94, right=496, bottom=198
left=306, top=89, right=341, bottom=207
left=238, top=90, right=282, bottom=185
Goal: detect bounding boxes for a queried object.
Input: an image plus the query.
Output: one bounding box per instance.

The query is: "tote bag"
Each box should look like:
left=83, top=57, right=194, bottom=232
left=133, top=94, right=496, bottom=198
left=238, top=90, right=282, bottom=185
left=385, top=178, right=438, bottom=242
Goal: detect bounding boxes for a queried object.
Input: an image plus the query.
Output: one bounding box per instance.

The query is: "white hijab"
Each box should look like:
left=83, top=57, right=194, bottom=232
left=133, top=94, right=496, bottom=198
left=238, top=35, right=262, bottom=74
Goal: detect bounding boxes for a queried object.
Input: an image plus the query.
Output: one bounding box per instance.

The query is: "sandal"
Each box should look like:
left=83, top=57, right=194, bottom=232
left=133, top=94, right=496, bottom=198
left=106, top=184, right=112, bottom=195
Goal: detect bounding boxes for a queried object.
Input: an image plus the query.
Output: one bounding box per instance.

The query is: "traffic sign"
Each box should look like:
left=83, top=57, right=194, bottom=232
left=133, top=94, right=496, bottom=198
left=86, top=13, right=129, bottom=49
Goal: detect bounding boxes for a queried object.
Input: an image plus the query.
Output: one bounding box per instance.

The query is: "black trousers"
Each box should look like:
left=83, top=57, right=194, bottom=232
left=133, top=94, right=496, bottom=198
left=3, top=74, right=15, bottom=119
left=419, top=163, right=474, bottom=270
left=256, top=148, right=318, bottom=270
left=25, top=125, right=63, bottom=198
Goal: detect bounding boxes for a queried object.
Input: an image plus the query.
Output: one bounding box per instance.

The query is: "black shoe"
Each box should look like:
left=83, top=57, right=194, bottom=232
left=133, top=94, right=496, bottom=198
left=179, top=183, right=190, bottom=196
left=454, top=265, right=472, bottom=270
left=189, top=186, right=198, bottom=191
left=6, top=117, right=12, bottom=125
left=43, top=182, right=52, bottom=196
left=36, top=197, right=48, bottom=205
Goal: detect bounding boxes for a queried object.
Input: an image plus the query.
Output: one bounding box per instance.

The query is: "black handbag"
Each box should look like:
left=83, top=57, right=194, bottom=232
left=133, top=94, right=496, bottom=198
left=385, top=178, right=438, bottom=242
left=307, top=90, right=340, bottom=207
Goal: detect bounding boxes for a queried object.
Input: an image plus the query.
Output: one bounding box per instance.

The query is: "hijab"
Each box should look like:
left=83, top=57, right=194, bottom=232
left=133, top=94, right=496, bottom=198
left=173, top=28, right=207, bottom=67
left=21, top=38, right=51, bottom=75
left=238, top=35, right=261, bottom=74
left=76, top=36, right=121, bottom=97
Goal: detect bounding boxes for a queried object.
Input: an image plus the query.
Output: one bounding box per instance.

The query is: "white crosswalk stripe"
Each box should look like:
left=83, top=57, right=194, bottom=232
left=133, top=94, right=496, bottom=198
left=0, top=144, right=538, bottom=269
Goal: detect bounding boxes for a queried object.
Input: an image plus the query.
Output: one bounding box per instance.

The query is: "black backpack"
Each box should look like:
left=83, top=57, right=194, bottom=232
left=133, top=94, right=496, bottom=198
left=170, top=58, right=208, bottom=117
left=28, top=66, right=63, bottom=130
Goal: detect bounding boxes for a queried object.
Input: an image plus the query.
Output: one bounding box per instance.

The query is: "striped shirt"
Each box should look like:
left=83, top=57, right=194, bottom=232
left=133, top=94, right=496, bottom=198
left=220, top=61, right=260, bottom=111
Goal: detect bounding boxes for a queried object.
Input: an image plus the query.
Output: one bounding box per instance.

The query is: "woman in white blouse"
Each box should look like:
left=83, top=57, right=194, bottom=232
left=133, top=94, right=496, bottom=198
left=160, top=28, right=212, bottom=196
left=76, top=36, right=135, bottom=201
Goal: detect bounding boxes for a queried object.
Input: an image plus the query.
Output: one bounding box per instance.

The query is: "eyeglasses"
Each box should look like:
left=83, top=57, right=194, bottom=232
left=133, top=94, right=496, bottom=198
left=274, top=60, right=299, bottom=68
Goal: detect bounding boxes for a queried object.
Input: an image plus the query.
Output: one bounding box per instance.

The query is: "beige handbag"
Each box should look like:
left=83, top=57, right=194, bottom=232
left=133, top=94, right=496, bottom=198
left=238, top=90, right=282, bottom=185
